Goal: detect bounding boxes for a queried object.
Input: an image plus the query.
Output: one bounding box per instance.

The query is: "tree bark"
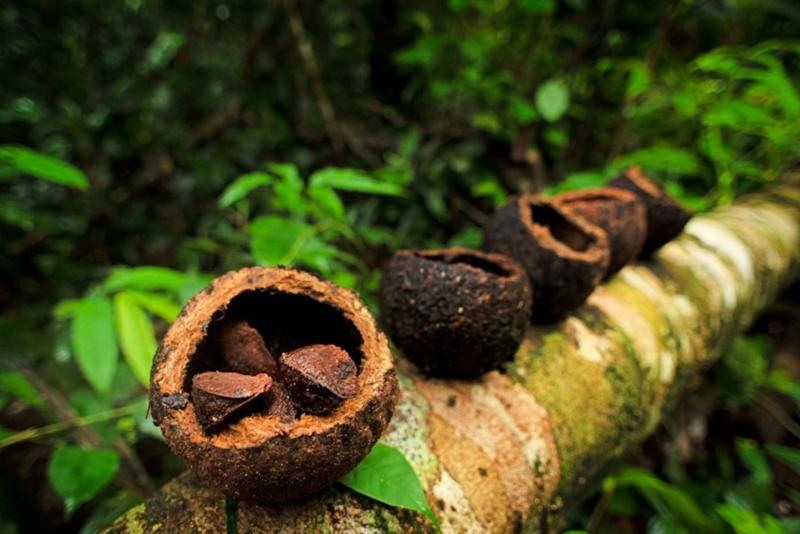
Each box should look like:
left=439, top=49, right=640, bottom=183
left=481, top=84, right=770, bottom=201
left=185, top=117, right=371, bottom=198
left=107, top=181, right=800, bottom=533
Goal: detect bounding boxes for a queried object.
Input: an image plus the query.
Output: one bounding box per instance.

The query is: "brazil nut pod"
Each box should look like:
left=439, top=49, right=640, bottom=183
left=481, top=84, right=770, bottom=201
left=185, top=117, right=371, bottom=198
left=483, top=195, right=609, bottom=321
left=609, top=167, right=692, bottom=255
left=555, top=187, right=647, bottom=277
left=380, top=248, right=531, bottom=378
left=149, top=267, right=398, bottom=503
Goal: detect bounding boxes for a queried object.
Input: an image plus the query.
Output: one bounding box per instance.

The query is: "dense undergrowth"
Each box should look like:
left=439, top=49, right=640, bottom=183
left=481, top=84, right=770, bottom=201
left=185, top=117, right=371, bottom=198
left=1, top=1, right=799, bottom=532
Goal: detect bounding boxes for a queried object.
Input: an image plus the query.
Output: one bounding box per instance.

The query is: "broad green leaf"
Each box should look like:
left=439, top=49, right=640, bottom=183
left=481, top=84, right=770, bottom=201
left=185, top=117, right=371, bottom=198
left=308, top=185, right=345, bottom=221
left=611, top=467, right=714, bottom=532
left=716, top=504, right=782, bottom=534
left=310, top=167, right=405, bottom=196
left=249, top=216, right=314, bottom=266
left=113, top=292, right=158, bottom=387
left=0, top=371, right=44, bottom=408
left=144, top=31, right=185, bottom=71
left=54, top=299, right=82, bottom=320
left=608, top=145, right=702, bottom=177
left=0, top=145, right=88, bottom=190
left=71, top=297, right=119, bottom=394
left=104, top=266, right=186, bottom=293
left=544, top=171, right=607, bottom=195
left=340, top=443, right=438, bottom=527
left=125, top=290, right=180, bottom=323
left=48, top=447, right=119, bottom=515
left=218, top=172, right=273, bottom=207
left=766, top=445, right=800, bottom=473
left=268, top=163, right=307, bottom=212
left=535, top=79, right=570, bottom=122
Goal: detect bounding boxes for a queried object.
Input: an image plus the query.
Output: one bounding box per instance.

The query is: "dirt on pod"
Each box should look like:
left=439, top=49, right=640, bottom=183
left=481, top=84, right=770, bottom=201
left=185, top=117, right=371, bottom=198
left=555, top=187, right=647, bottom=277
left=483, top=195, right=610, bottom=321
left=380, top=247, right=531, bottom=378
left=608, top=166, right=692, bottom=255
left=149, top=267, right=399, bottom=504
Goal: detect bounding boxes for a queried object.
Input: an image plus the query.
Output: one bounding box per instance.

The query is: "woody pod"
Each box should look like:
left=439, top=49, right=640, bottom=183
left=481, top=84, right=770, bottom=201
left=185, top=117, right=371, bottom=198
left=149, top=267, right=399, bottom=503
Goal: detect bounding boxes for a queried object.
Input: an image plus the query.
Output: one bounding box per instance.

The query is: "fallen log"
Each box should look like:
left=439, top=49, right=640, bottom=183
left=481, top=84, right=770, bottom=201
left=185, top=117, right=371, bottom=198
left=107, top=181, right=800, bottom=533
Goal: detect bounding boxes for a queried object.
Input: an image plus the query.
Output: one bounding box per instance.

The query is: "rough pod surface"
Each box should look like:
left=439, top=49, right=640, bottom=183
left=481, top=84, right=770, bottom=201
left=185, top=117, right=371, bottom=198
left=380, top=247, right=531, bottom=378
left=148, top=267, right=399, bottom=503
left=483, top=195, right=609, bottom=321
left=555, top=187, right=647, bottom=277
left=111, top=181, right=800, bottom=533
left=609, top=167, right=692, bottom=255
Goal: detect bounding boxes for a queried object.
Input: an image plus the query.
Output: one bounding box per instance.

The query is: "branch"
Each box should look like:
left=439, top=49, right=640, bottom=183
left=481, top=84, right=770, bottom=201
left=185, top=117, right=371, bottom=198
left=107, top=179, right=800, bottom=532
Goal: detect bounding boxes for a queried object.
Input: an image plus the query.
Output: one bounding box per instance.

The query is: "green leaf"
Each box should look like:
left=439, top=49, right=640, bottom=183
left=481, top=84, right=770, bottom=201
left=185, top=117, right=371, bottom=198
left=0, top=371, right=44, bottom=408
left=535, top=79, right=570, bottom=122
left=144, top=31, right=185, bottom=71
left=543, top=171, right=607, bottom=195
left=716, top=504, right=782, bottom=534
left=766, top=445, right=800, bottom=473
left=48, top=447, right=119, bottom=515
left=267, top=163, right=307, bottom=212
left=310, top=167, right=405, bottom=196
left=125, top=290, right=180, bottom=323
left=608, top=145, right=702, bottom=177
left=0, top=145, right=88, bottom=190
left=71, top=297, right=119, bottom=394
left=104, top=266, right=187, bottom=293
left=218, top=172, right=273, bottom=207
left=249, top=215, right=315, bottom=266
left=340, top=443, right=438, bottom=527
left=113, top=292, right=158, bottom=387
left=610, top=467, right=714, bottom=532
left=308, top=185, right=345, bottom=221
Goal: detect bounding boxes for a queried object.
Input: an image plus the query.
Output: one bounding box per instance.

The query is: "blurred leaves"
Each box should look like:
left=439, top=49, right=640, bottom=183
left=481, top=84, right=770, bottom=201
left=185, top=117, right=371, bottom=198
left=48, top=447, right=119, bottom=515
left=0, top=145, right=88, bottom=190
left=535, top=79, right=570, bottom=122
left=113, top=292, right=157, bottom=388
left=71, top=297, right=119, bottom=395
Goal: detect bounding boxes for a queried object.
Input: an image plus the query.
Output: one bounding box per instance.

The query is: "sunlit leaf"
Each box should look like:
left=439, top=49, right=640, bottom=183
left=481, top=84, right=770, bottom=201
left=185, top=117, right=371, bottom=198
left=219, top=172, right=273, bottom=207
left=48, top=447, right=119, bottom=515
left=249, top=215, right=314, bottom=266
left=340, top=443, right=438, bottom=527
left=125, top=290, right=180, bottom=323
left=0, top=371, right=44, bottom=408
left=310, top=167, right=405, bottom=196
left=104, top=266, right=186, bottom=293
left=71, top=296, right=119, bottom=394
left=308, top=185, right=345, bottom=221
left=535, top=79, right=570, bottom=122
left=113, top=292, right=157, bottom=387
left=0, top=145, right=88, bottom=190
left=608, top=145, right=702, bottom=177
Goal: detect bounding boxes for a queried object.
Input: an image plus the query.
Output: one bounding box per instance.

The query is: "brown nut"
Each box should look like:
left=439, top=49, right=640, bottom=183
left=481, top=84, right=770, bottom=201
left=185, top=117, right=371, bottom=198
left=555, top=187, right=647, bottom=277
left=191, top=372, right=272, bottom=432
left=380, top=247, right=531, bottom=378
left=149, top=267, right=398, bottom=503
left=608, top=166, right=692, bottom=255
left=264, top=382, right=297, bottom=423
left=280, top=344, right=358, bottom=415
left=219, top=320, right=279, bottom=376
left=482, top=195, right=609, bottom=321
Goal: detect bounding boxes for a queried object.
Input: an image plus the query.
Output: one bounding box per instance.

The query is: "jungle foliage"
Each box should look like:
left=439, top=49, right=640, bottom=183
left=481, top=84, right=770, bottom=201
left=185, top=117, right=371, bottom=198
left=1, top=0, right=800, bottom=532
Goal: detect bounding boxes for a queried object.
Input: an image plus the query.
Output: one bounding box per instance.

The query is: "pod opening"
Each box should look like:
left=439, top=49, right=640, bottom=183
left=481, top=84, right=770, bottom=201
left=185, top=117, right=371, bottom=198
left=183, top=289, right=364, bottom=394
left=418, top=250, right=511, bottom=277
left=529, top=202, right=594, bottom=252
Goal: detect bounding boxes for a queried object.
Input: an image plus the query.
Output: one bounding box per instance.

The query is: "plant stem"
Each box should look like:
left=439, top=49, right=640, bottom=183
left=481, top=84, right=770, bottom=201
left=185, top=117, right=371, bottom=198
left=0, top=404, right=137, bottom=449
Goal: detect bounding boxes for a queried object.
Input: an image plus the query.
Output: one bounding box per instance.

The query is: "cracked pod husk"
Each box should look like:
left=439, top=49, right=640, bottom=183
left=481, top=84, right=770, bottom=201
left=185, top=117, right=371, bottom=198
left=380, top=247, right=531, bottom=378
left=149, top=267, right=399, bottom=503
left=482, top=195, right=609, bottom=321
left=555, top=187, right=647, bottom=277
left=608, top=167, right=692, bottom=255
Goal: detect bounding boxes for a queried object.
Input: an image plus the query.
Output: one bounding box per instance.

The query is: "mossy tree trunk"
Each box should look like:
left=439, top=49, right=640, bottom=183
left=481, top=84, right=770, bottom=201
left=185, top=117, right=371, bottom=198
left=107, top=182, right=800, bottom=533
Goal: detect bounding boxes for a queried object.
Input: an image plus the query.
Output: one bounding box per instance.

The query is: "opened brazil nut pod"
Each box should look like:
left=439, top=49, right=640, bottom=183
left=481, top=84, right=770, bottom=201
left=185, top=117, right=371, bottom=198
left=555, top=187, right=647, bottom=278
left=609, top=166, right=692, bottom=255
left=483, top=195, right=609, bottom=321
left=149, top=267, right=399, bottom=503
left=380, top=247, right=531, bottom=378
